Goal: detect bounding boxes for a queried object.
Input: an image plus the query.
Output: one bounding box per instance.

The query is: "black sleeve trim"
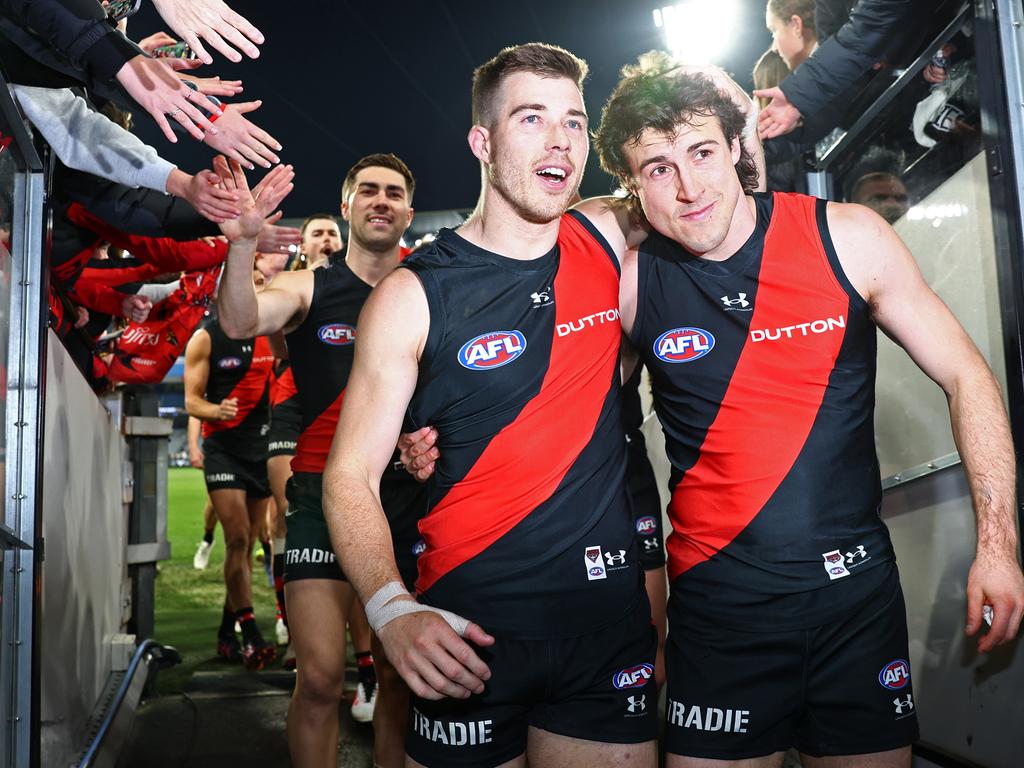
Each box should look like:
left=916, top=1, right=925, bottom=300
left=567, top=209, right=620, bottom=276
left=815, top=198, right=869, bottom=315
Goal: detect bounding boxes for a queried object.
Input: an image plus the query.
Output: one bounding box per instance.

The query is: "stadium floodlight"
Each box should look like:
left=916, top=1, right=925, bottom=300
left=653, top=0, right=738, bottom=65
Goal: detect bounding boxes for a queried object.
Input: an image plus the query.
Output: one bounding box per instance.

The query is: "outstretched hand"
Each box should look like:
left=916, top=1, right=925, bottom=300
left=753, top=87, right=803, bottom=140
left=213, top=157, right=295, bottom=242
left=115, top=55, right=222, bottom=143
left=150, top=0, right=264, bottom=65
left=203, top=101, right=281, bottom=170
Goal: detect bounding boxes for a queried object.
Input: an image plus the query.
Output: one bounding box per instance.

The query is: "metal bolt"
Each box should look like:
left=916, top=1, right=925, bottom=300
left=893, top=475, right=902, bottom=482
left=927, top=463, right=936, bottom=469
left=14, top=421, right=26, bottom=427
left=10, top=494, right=25, bottom=500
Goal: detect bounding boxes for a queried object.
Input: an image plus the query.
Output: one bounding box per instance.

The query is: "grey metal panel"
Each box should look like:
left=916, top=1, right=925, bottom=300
left=38, top=337, right=128, bottom=768
left=884, top=466, right=1024, bottom=767
left=1, top=163, right=45, bottom=768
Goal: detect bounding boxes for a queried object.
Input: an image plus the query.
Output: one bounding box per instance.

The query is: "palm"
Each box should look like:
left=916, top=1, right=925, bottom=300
left=212, top=156, right=295, bottom=242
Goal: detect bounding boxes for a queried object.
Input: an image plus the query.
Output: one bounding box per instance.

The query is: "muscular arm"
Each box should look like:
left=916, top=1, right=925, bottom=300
left=183, top=329, right=230, bottom=421
left=216, top=236, right=310, bottom=338
left=323, top=268, right=492, bottom=700
left=829, top=202, right=1024, bottom=652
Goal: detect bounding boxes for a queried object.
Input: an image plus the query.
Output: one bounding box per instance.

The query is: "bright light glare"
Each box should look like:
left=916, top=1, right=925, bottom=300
left=653, top=1, right=738, bottom=65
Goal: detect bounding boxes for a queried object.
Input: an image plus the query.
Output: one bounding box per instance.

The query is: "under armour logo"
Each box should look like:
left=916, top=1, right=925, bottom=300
left=627, top=695, right=646, bottom=713
left=720, top=293, right=750, bottom=309
left=893, top=694, right=914, bottom=715
left=642, top=537, right=659, bottom=551
left=846, top=545, right=867, bottom=563
left=531, top=290, right=552, bottom=306
left=242, top=344, right=253, bottom=352
left=605, top=550, right=627, bottom=566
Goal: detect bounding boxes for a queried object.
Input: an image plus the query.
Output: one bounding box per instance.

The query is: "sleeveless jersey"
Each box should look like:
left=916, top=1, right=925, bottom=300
left=402, top=211, right=643, bottom=638
left=271, top=361, right=299, bottom=408
left=200, top=318, right=273, bottom=452
left=285, top=256, right=423, bottom=525
left=632, top=192, right=894, bottom=629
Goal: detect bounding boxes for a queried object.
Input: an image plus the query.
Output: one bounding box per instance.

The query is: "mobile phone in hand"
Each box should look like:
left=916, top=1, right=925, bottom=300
left=152, top=42, right=197, bottom=60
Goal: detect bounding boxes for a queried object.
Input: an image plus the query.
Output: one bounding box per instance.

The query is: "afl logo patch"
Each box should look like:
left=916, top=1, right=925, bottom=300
left=635, top=515, right=657, bottom=534
left=612, top=663, right=654, bottom=690
left=653, top=327, right=715, bottom=363
left=318, top=323, right=356, bottom=346
left=878, top=659, right=911, bottom=690
left=218, top=356, right=242, bottom=369
left=411, top=539, right=426, bottom=557
left=458, top=330, right=527, bottom=370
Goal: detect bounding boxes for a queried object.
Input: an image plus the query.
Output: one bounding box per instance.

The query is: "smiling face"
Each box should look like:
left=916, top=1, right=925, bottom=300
left=341, top=166, right=414, bottom=252
left=479, top=71, right=589, bottom=224
left=624, top=116, right=746, bottom=258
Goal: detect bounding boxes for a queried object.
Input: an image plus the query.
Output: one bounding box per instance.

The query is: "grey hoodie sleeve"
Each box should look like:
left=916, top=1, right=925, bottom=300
left=11, top=84, right=176, bottom=193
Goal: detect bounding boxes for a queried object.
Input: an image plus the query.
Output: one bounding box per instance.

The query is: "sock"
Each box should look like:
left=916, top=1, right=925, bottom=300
left=236, top=607, right=260, bottom=644
left=261, top=539, right=272, bottom=562
left=356, top=651, right=376, bottom=694
left=217, top=605, right=235, bottom=639
left=203, top=529, right=214, bottom=545
left=272, top=553, right=287, bottom=625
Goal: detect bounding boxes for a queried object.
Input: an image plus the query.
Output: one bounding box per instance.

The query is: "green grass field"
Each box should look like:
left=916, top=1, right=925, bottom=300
left=157, top=467, right=280, bottom=690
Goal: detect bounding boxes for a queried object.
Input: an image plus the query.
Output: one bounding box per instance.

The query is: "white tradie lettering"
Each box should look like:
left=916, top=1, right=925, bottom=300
left=412, top=707, right=493, bottom=746
left=666, top=699, right=750, bottom=734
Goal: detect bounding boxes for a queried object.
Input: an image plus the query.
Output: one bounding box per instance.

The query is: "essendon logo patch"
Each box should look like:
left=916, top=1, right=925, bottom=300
left=457, top=330, right=526, bottom=370
left=878, top=659, right=911, bottom=690
left=218, top=356, right=242, bottom=369
left=318, top=323, right=356, bottom=346
left=612, top=663, right=654, bottom=690
left=653, top=327, right=714, bottom=363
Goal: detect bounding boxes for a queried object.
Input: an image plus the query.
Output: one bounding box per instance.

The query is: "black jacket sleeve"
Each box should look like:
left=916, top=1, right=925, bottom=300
left=0, top=0, right=139, bottom=81
left=780, top=0, right=917, bottom=118
left=55, top=165, right=220, bottom=242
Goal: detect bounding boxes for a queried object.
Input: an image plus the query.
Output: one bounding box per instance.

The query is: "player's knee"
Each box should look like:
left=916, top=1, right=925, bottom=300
left=222, top=527, right=249, bottom=552
left=295, top=664, right=345, bottom=708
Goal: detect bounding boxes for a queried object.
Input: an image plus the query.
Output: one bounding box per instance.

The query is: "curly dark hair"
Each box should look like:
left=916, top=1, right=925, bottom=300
left=594, top=60, right=759, bottom=219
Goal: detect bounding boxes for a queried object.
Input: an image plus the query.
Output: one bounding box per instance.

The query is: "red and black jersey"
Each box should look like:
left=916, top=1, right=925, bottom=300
left=285, top=258, right=424, bottom=523
left=285, top=260, right=366, bottom=474
left=402, top=211, right=642, bottom=638
left=200, top=318, right=274, bottom=453
left=633, top=192, right=894, bottom=630
left=271, top=360, right=299, bottom=407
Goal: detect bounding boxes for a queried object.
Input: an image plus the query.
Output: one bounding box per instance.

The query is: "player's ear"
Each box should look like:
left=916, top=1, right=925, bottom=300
left=340, top=200, right=351, bottom=222
left=468, top=124, right=491, bottom=164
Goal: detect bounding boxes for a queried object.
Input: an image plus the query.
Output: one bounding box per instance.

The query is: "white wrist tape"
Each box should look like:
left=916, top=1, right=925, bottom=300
left=365, top=581, right=471, bottom=637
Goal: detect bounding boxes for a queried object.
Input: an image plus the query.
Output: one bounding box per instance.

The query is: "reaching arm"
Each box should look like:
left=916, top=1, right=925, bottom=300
left=829, top=202, right=1024, bottom=653
left=323, top=269, right=493, bottom=700
left=12, top=85, right=176, bottom=193
left=209, top=157, right=303, bottom=338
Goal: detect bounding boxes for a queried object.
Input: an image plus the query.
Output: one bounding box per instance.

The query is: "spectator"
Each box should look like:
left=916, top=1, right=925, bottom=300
left=756, top=0, right=924, bottom=139
left=843, top=146, right=909, bottom=223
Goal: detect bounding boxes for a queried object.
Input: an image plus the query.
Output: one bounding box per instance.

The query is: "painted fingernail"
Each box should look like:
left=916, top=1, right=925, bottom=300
left=275, top=145, right=283, bottom=151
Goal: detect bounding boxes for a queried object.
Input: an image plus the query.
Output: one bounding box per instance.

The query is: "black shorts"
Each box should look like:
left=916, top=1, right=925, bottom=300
left=267, top=400, right=301, bottom=458
left=625, top=431, right=665, bottom=570
left=283, top=472, right=346, bottom=583
left=204, top=443, right=271, bottom=498
left=406, top=596, right=658, bottom=767
left=664, top=564, right=918, bottom=759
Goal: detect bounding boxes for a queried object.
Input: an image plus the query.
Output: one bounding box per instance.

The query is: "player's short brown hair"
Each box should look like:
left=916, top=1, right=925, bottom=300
left=341, top=153, right=416, bottom=204
left=472, top=43, right=588, bottom=127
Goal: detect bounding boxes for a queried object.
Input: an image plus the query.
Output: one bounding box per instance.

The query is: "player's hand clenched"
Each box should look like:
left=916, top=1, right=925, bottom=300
left=966, top=549, right=1024, bottom=653
left=216, top=397, right=239, bottom=421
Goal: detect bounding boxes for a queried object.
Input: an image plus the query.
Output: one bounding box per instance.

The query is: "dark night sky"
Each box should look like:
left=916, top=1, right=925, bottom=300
left=128, top=0, right=772, bottom=218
